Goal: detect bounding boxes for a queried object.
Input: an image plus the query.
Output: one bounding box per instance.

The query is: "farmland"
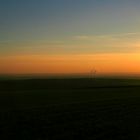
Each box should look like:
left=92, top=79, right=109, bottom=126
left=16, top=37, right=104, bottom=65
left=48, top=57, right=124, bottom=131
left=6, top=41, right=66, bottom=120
left=0, top=78, right=140, bottom=139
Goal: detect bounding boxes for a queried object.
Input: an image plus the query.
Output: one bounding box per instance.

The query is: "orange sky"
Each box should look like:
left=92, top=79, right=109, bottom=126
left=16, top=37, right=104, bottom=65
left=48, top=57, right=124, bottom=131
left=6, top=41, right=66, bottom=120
left=1, top=53, right=140, bottom=76
left=1, top=1, right=140, bottom=77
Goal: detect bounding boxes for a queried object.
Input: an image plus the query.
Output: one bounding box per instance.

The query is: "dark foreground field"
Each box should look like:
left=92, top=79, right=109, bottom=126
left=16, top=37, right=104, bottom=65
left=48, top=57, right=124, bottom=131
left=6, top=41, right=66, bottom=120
left=1, top=78, right=140, bottom=139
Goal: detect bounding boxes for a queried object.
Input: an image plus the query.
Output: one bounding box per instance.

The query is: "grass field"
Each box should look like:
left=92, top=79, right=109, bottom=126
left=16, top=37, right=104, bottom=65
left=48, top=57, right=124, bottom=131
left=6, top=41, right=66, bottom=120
left=1, top=78, right=140, bottom=139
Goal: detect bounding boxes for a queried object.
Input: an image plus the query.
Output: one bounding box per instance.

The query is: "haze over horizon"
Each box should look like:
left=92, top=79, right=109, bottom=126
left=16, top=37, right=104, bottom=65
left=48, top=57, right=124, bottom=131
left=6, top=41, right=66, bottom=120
left=1, top=0, right=140, bottom=76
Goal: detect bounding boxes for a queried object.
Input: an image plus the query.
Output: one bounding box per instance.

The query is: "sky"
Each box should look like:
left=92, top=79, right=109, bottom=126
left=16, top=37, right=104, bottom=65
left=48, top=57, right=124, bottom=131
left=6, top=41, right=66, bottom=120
left=1, top=0, right=140, bottom=76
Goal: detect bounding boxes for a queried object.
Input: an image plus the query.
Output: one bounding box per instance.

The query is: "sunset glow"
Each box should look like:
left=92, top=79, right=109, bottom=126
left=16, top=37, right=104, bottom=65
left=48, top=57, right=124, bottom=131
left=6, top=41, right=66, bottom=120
left=0, top=53, right=140, bottom=76
left=1, top=0, right=140, bottom=76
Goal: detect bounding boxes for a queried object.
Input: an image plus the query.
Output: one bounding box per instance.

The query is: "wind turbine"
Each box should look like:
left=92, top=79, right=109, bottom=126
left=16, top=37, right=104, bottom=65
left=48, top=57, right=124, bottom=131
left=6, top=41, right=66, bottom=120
left=90, top=68, right=97, bottom=79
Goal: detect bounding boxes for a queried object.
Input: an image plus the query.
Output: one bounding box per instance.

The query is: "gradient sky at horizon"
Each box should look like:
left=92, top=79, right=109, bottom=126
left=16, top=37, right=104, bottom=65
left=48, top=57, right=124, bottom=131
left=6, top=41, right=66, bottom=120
left=1, top=0, right=140, bottom=75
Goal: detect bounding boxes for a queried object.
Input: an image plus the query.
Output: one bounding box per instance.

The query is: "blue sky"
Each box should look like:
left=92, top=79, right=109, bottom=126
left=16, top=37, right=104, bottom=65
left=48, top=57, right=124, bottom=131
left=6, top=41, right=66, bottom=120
left=1, top=0, right=140, bottom=54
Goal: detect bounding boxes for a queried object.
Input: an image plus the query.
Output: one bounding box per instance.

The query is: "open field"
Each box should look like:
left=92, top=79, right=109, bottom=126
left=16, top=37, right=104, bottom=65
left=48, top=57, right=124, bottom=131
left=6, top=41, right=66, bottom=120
left=1, top=78, right=140, bottom=139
